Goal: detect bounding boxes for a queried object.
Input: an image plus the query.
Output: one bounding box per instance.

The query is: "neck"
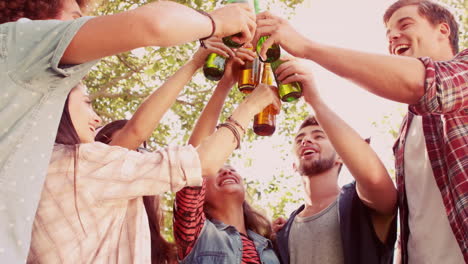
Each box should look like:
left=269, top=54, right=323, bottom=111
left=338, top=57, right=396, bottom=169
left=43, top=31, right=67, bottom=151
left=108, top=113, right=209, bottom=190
left=431, top=45, right=456, bottom=61
left=301, top=167, right=340, bottom=209
left=209, top=201, right=247, bottom=234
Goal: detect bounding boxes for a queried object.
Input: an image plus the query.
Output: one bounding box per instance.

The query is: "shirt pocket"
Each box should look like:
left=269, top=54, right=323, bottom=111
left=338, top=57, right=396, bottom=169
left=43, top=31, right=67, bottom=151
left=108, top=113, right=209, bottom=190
left=195, top=251, right=230, bottom=264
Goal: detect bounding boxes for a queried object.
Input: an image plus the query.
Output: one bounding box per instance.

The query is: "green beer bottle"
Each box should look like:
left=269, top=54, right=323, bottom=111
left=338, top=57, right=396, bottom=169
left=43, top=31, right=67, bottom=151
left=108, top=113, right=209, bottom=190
left=271, top=59, right=302, bottom=102
left=203, top=53, right=227, bottom=81
left=222, top=0, right=249, bottom=48
left=256, top=36, right=280, bottom=63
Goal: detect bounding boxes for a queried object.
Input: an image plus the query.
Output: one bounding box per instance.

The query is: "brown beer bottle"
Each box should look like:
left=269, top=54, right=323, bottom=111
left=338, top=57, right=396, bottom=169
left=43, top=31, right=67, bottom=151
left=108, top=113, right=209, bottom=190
left=253, top=63, right=278, bottom=136
left=238, top=47, right=260, bottom=93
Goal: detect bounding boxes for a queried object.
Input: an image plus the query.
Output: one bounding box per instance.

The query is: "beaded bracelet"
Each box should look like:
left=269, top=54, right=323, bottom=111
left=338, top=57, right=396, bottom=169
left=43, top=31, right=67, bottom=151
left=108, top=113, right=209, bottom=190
left=196, top=10, right=216, bottom=48
left=216, top=122, right=241, bottom=149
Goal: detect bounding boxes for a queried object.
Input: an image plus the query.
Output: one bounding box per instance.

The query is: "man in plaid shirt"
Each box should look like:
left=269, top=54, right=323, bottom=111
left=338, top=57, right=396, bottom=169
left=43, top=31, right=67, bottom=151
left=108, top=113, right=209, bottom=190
left=254, top=0, right=467, bottom=262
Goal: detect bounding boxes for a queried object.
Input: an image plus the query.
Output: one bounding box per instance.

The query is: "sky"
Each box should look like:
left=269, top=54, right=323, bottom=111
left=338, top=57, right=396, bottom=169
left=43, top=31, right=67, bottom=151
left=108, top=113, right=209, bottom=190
left=227, top=0, right=407, bottom=215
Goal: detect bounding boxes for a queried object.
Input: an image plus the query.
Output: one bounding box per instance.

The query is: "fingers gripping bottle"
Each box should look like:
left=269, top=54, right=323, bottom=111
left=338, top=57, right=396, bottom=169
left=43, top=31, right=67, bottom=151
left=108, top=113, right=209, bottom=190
left=271, top=59, right=302, bottom=102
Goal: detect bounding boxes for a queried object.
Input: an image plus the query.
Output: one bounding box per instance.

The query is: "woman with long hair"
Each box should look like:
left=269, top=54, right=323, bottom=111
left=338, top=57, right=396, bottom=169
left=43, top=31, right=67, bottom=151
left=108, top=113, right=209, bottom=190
left=0, top=1, right=255, bottom=261
left=173, top=46, right=280, bottom=264
left=27, top=71, right=279, bottom=263
left=92, top=40, right=251, bottom=263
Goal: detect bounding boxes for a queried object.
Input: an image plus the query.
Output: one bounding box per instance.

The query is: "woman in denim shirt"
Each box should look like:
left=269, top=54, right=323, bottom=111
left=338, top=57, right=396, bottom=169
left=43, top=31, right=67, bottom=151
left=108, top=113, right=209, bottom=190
left=173, top=49, right=280, bottom=264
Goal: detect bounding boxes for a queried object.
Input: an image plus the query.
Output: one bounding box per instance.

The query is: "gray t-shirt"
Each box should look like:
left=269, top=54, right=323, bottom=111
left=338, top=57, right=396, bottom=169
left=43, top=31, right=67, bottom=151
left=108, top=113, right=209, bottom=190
left=288, top=200, right=344, bottom=264
left=0, top=17, right=97, bottom=263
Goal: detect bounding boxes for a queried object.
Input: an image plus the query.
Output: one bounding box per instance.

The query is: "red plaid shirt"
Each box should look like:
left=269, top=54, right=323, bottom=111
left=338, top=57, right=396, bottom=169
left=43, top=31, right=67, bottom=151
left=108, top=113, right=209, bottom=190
left=393, top=49, right=468, bottom=263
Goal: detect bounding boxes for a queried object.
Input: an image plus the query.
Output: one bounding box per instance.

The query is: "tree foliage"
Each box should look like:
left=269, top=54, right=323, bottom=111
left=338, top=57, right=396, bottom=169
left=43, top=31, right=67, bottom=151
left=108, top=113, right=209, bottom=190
left=86, top=0, right=467, bottom=240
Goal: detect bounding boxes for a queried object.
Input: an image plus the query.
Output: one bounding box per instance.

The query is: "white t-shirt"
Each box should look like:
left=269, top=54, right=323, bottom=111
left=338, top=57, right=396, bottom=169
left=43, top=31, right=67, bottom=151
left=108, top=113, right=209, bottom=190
left=404, top=116, right=464, bottom=263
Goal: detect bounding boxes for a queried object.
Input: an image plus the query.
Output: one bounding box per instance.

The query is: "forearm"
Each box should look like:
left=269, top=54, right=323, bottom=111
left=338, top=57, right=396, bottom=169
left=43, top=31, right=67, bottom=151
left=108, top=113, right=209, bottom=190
left=196, top=99, right=255, bottom=176
left=63, top=1, right=212, bottom=64
left=307, top=96, right=397, bottom=215
left=188, top=79, right=234, bottom=147
left=111, top=60, right=201, bottom=150
left=302, top=41, right=426, bottom=104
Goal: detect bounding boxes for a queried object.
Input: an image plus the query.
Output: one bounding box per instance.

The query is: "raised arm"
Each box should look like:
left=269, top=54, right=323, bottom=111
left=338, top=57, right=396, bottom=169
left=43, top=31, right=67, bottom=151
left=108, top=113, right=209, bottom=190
left=254, top=11, right=426, bottom=105
left=188, top=46, right=256, bottom=147
left=276, top=58, right=397, bottom=216
left=110, top=38, right=235, bottom=150
left=62, top=1, right=256, bottom=64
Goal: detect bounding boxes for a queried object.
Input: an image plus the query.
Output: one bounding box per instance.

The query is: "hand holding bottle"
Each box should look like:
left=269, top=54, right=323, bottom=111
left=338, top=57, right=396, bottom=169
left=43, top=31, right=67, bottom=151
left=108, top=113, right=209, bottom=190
left=220, top=45, right=257, bottom=87
left=253, top=11, right=309, bottom=60
left=274, top=57, right=319, bottom=105
left=242, top=83, right=281, bottom=117
left=193, top=37, right=235, bottom=68
left=209, top=3, right=256, bottom=44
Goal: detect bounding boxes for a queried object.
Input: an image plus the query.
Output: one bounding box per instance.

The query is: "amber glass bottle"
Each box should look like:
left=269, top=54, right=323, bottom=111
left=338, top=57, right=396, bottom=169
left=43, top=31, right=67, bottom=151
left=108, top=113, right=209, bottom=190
left=253, top=63, right=278, bottom=136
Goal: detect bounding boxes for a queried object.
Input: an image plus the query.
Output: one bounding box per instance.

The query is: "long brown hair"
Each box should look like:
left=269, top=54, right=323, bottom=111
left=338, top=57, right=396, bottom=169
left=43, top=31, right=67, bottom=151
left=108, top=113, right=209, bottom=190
left=95, top=119, right=177, bottom=264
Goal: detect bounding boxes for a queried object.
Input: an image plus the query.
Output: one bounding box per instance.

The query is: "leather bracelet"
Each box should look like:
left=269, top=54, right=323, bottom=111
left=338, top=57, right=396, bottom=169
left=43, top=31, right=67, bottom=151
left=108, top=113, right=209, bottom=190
left=196, top=9, right=216, bottom=48
left=216, top=122, right=241, bottom=149
left=226, top=116, right=246, bottom=135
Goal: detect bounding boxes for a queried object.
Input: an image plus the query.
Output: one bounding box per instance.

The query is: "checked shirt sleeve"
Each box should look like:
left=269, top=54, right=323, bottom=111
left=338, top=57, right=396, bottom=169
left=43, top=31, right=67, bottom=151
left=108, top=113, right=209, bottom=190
left=410, top=49, right=468, bottom=115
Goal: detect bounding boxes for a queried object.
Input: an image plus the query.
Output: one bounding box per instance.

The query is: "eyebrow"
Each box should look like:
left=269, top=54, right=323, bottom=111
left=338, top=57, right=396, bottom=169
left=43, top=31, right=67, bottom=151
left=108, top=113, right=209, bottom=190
left=386, top=16, right=414, bottom=36
left=294, top=129, right=324, bottom=141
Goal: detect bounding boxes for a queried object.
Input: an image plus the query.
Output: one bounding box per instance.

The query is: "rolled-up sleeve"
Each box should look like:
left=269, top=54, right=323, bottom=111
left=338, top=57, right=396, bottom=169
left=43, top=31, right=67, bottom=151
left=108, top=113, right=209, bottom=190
left=73, top=143, right=202, bottom=201
left=410, top=49, right=468, bottom=115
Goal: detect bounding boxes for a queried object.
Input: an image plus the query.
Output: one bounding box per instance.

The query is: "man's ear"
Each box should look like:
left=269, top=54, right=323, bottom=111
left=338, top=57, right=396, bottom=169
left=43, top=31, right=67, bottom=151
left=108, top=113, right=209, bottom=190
left=438, top=22, right=451, bottom=40
left=293, top=162, right=298, bottom=172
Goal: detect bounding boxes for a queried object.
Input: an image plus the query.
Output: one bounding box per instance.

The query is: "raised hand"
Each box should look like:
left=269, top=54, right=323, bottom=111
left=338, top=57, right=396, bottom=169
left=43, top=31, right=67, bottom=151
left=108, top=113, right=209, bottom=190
left=220, top=44, right=257, bottom=86
left=254, top=11, right=309, bottom=60
left=243, top=83, right=281, bottom=115
left=274, top=56, right=318, bottom=104
left=192, top=37, right=235, bottom=67
left=210, top=3, right=256, bottom=44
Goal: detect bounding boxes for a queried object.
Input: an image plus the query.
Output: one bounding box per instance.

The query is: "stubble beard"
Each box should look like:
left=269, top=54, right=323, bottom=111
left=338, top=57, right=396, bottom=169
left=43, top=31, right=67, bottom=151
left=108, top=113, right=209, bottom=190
left=298, top=153, right=336, bottom=176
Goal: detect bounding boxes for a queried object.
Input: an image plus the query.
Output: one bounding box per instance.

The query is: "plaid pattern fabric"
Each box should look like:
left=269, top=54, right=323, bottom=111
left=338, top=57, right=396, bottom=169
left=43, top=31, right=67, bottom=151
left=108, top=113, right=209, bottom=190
left=394, top=49, right=468, bottom=263
left=27, top=142, right=201, bottom=263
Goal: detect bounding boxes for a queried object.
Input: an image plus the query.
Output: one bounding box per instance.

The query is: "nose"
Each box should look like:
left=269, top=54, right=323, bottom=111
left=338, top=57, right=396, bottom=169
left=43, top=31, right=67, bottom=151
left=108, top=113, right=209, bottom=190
left=387, top=30, right=401, bottom=44
left=220, top=169, right=232, bottom=176
left=92, top=112, right=102, bottom=127
left=301, top=135, right=314, bottom=146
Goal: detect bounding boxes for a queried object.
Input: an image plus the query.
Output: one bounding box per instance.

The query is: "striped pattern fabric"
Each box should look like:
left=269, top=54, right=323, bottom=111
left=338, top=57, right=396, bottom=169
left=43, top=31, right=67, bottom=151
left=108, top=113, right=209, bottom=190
left=240, top=233, right=261, bottom=264
left=174, top=179, right=261, bottom=263
left=27, top=143, right=202, bottom=264
left=394, top=48, right=468, bottom=263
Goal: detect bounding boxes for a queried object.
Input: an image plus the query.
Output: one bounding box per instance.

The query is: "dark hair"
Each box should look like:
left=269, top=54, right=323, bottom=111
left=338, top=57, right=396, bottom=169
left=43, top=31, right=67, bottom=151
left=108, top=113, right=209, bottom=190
left=242, top=202, right=273, bottom=240
left=383, top=0, right=459, bottom=54
left=95, top=119, right=175, bottom=264
left=0, top=0, right=92, bottom=24
left=55, top=94, right=80, bottom=145
left=298, top=115, right=319, bottom=132
left=95, top=119, right=128, bottom=144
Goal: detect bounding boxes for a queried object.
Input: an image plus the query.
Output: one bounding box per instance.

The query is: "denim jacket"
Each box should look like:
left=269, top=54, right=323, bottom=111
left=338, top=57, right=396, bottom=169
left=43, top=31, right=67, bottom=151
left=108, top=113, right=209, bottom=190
left=180, top=218, right=280, bottom=264
left=276, top=182, right=396, bottom=264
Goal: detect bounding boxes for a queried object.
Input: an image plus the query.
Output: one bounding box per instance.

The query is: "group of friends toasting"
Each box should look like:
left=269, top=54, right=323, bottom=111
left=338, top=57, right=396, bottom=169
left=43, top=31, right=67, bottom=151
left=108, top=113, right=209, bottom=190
left=0, top=0, right=466, bottom=263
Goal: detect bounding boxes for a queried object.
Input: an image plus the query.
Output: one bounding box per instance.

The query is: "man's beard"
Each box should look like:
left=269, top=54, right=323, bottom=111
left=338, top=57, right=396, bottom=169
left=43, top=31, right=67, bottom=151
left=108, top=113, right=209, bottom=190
left=298, top=153, right=336, bottom=176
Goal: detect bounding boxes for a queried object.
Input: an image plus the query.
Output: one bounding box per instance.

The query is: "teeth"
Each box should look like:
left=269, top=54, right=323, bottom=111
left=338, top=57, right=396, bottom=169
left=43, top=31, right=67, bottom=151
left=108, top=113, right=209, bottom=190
left=221, top=179, right=236, bottom=186
left=394, top=44, right=410, bottom=55
left=303, top=150, right=316, bottom=155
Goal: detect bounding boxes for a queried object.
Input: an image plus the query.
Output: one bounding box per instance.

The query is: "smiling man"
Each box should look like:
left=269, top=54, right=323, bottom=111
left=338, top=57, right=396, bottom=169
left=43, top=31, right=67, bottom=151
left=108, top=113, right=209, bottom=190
left=255, top=0, right=467, bottom=262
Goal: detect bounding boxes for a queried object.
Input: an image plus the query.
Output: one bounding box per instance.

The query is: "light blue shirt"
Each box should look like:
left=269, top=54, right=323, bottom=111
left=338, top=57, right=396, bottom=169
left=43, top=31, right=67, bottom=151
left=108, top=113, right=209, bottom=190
left=0, top=17, right=97, bottom=262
